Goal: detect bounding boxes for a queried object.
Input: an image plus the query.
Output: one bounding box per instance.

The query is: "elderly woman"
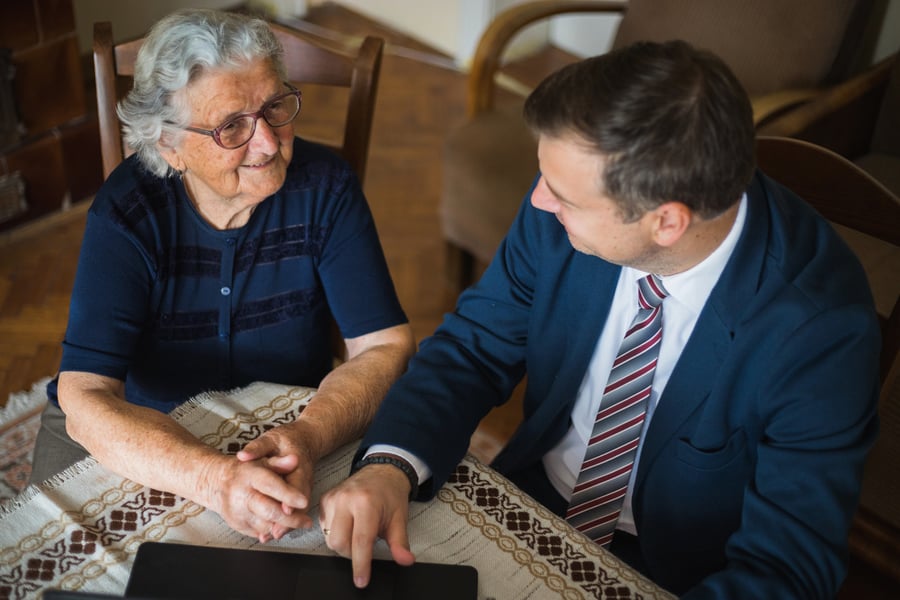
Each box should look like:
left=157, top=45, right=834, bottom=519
left=30, top=9, right=415, bottom=542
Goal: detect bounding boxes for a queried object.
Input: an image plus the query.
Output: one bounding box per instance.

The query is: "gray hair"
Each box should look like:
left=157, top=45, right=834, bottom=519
left=118, top=9, right=286, bottom=177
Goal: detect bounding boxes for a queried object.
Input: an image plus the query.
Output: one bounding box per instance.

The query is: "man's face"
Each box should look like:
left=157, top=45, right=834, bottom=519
left=531, top=134, right=659, bottom=268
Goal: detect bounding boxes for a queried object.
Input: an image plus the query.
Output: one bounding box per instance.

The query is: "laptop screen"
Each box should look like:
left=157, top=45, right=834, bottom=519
left=122, top=541, right=478, bottom=600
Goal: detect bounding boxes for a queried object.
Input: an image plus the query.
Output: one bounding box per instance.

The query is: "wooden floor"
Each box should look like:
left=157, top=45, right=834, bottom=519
left=0, top=4, right=895, bottom=597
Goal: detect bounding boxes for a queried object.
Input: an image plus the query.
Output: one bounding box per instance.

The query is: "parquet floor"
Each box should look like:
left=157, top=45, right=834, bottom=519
left=0, top=205, right=86, bottom=404
left=0, top=4, right=895, bottom=597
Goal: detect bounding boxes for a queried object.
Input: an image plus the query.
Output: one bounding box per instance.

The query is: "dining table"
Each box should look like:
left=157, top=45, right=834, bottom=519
left=0, top=381, right=675, bottom=600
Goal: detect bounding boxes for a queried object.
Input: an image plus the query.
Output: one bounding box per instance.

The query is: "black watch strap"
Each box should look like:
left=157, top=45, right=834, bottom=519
left=351, top=453, right=419, bottom=501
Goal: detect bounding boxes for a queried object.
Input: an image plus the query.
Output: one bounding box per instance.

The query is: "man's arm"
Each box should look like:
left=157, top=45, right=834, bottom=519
left=350, top=190, right=550, bottom=492
left=316, top=189, right=551, bottom=588
left=683, top=305, right=880, bottom=599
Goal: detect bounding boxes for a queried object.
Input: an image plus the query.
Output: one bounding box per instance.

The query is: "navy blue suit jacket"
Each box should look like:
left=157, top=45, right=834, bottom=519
left=359, top=172, right=880, bottom=598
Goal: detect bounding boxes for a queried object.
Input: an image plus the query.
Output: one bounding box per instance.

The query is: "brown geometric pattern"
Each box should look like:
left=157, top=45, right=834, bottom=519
left=440, top=462, right=672, bottom=599
left=1, top=383, right=674, bottom=600
left=0, top=478, right=203, bottom=599
left=0, top=385, right=313, bottom=599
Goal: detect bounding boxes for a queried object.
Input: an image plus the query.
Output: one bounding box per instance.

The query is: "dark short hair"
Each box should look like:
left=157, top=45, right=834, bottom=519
left=523, top=40, right=755, bottom=221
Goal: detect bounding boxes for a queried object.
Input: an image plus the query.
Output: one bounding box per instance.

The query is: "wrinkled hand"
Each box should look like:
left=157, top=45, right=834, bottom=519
left=202, top=454, right=311, bottom=543
left=236, top=424, right=318, bottom=538
left=319, top=464, right=416, bottom=588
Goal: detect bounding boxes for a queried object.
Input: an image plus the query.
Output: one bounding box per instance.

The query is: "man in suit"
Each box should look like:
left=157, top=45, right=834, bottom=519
left=318, top=40, right=880, bottom=598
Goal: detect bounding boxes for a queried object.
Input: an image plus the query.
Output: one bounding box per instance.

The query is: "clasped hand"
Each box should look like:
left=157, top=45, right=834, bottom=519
left=208, top=425, right=318, bottom=542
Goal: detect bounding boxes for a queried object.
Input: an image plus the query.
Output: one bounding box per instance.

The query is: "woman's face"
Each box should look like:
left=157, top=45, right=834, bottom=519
left=161, top=58, right=295, bottom=214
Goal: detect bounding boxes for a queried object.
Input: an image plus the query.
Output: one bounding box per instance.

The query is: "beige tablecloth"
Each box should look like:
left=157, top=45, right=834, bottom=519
left=0, top=382, right=673, bottom=599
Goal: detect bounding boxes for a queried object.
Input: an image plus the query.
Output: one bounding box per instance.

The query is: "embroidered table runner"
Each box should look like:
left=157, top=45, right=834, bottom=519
left=0, top=382, right=673, bottom=600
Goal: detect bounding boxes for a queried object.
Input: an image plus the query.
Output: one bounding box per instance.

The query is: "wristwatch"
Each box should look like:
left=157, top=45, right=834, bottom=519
left=351, top=453, right=419, bottom=501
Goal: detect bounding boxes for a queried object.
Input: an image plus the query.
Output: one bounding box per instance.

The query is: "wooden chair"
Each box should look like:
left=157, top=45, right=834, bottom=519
left=442, top=0, right=876, bottom=291
left=93, top=19, right=384, bottom=185
left=759, top=52, right=900, bottom=199
left=755, top=135, right=900, bottom=584
left=94, top=19, right=384, bottom=362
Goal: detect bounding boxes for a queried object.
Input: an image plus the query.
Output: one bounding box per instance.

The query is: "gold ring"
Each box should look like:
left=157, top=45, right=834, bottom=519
left=323, top=528, right=330, bottom=536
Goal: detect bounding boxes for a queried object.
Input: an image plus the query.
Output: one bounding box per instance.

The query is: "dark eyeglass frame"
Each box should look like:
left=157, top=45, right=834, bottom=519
left=178, top=83, right=302, bottom=149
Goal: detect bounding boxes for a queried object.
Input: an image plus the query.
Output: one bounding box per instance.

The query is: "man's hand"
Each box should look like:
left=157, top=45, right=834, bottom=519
left=319, top=464, right=416, bottom=588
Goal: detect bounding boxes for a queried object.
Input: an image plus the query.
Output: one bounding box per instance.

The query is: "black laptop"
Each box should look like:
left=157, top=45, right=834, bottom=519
left=46, top=541, right=477, bottom=599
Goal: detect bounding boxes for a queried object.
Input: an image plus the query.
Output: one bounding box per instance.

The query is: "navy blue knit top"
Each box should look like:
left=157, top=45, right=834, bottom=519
left=49, top=137, right=407, bottom=412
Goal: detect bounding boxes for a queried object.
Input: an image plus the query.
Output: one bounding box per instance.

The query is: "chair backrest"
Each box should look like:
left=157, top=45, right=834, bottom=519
left=756, top=136, right=900, bottom=586
left=756, top=135, right=900, bottom=586
left=93, top=20, right=384, bottom=184
left=755, top=135, right=899, bottom=381
left=871, top=52, right=900, bottom=157
left=612, top=0, right=872, bottom=98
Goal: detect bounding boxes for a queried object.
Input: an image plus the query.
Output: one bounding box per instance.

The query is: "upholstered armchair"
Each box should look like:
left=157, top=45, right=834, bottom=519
left=760, top=51, right=900, bottom=196
left=441, top=0, right=876, bottom=290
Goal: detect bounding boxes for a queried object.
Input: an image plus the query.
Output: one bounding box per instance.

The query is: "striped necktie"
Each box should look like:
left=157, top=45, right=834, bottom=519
left=566, top=274, right=668, bottom=547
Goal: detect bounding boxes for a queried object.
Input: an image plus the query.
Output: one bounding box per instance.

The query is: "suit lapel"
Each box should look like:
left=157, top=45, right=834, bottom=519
left=638, top=308, right=731, bottom=474
left=635, top=174, right=771, bottom=492
left=542, top=252, right=621, bottom=425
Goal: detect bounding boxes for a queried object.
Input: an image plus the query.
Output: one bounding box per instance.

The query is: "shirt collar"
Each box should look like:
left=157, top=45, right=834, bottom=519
left=626, top=194, right=747, bottom=316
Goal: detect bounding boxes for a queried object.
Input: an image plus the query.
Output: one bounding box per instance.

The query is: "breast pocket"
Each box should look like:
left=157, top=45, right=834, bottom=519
left=676, top=428, right=748, bottom=471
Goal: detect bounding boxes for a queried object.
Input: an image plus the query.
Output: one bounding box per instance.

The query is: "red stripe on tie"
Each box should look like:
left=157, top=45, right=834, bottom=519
left=567, top=485, right=629, bottom=516
left=593, top=388, right=650, bottom=424
left=580, top=437, right=640, bottom=471
left=592, top=531, right=616, bottom=546
left=603, top=360, right=657, bottom=395
left=646, top=275, right=666, bottom=299
left=589, top=413, right=645, bottom=446
left=577, top=511, right=621, bottom=532
left=571, top=463, right=633, bottom=494
left=638, top=290, right=652, bottom=310
left=624, top=308, right=659, bottom=337
left=612, top=328, right=663, bottom=368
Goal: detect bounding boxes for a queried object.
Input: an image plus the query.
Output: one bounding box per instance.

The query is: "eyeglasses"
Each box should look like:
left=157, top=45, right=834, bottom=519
left=178, top=84, right=301, bottom=149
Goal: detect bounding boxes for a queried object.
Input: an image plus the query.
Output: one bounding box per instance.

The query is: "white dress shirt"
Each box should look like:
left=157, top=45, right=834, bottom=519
left=543, top=195, right=747, bottom=534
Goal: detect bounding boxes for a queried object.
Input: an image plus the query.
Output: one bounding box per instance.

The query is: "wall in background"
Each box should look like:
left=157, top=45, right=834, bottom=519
left=311, top=0, right=899, bottom=67
left=316, top=0, right=463, bottom=57
left=73, top=0, right=900, bottom=68
left=73, top=0, right=237, bottom=53
left=309, top=0, right=548, bottom=66
left=550, top=11, right=620, bottom=58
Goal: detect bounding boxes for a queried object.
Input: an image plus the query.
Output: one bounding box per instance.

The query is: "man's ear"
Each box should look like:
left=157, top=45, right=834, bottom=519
left=651, top=201, right=692, bottom=247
